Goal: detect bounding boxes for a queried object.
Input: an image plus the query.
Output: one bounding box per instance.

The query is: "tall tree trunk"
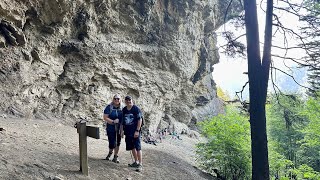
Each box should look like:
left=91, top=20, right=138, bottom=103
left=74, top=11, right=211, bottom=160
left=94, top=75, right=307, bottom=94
left=244, top=0, right=273, bottom=179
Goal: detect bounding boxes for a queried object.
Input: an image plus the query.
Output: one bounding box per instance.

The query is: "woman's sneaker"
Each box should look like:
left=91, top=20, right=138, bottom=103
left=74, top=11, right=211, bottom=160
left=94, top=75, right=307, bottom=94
left=128, top=162, right=139, bottom=168
left=112, top=155, right=119, bottom=163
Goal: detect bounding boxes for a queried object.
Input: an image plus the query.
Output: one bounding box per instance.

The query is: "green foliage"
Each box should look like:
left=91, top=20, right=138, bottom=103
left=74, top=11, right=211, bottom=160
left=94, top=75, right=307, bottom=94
left=296, top=164, right=320, bottom=179
left=298, top=96, right=320, bottom=172
left=196, top=106, right=251, bottom=179
left=300, top=97, right=320, bottom=146
left=304, top=0, right=320, bottom=14
left=267, top=94, right=320, bottom=179
left=267, top=94, right=306, bottom=164
left=197, top=93, right=320, bottom=179
left=268, top=140, right=294, bottom=179
left=300, top=1, right=320, bottom=97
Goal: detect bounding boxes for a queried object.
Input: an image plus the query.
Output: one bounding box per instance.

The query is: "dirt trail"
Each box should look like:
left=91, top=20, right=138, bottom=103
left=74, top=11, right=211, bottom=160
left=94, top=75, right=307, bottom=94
left=0, top=117, right=214, bottom=180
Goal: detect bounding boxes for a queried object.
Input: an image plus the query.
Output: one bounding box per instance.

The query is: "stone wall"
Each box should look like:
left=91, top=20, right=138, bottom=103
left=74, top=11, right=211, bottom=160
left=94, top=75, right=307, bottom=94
left=0, top=0, right=240, bottom=133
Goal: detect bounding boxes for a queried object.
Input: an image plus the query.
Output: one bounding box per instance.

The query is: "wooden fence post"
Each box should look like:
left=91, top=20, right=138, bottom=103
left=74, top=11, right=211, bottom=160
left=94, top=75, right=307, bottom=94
left=75, top=120, right=100, bottom=176
left=78, top=121, right=88, bottom=176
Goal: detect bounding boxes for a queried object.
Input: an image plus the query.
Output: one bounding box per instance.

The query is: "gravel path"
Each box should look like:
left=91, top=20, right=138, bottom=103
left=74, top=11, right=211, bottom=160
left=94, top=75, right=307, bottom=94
left=0, top=117, right=214, bottom=180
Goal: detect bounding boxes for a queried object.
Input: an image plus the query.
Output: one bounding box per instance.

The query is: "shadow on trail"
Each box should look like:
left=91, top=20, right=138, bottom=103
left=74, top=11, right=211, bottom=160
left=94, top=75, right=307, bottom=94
left=45, top=149, right=216, bottom=180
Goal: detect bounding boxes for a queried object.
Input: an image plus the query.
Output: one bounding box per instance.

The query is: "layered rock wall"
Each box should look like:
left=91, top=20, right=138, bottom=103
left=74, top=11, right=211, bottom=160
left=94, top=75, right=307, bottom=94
left=0, top=0, right=239, bottom=132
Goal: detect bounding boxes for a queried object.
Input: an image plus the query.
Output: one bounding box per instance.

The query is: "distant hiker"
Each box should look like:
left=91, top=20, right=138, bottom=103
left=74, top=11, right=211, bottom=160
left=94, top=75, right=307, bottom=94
left=143, top=133, right=157, bottom=146
left=158, top=130, right=163, bottom=143
left=103, top=94, right=123, bottom=163
left=121, top=95, right=143, bottom=172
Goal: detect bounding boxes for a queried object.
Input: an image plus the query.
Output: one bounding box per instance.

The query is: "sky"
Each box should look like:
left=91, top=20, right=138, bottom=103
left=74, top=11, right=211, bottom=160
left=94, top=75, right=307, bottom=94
left=212, top=1, right=308, bottom=100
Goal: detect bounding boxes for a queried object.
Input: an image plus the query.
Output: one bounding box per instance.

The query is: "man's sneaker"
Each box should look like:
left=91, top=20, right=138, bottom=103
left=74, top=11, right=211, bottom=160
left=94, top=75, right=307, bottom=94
left=112, top=155, right=119, bottom=163
left=105, top=152, right=112, bottom=160
left=135, top=164, right=143, bottom=172
left=128, top=162, right=139, bottom=168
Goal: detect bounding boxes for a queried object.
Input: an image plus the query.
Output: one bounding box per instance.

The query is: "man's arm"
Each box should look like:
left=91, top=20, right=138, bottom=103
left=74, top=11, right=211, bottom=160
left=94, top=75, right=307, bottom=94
left=136, top=118, right=142, bottom=131
left=134, top=118, right=142, bottom=138
left=136, top=106, right=143, bottom=132
left=120, top=108, right=125, bottom=137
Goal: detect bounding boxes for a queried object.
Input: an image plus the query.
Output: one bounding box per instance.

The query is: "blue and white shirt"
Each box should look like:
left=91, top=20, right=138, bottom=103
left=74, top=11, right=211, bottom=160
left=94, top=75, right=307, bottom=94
left=122, top=105, right=142, bottom=136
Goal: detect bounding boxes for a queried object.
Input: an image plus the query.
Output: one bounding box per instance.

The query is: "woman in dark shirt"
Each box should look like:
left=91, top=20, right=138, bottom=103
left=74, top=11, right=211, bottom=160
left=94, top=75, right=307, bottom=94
left=103, top=94, right=123, bottom=163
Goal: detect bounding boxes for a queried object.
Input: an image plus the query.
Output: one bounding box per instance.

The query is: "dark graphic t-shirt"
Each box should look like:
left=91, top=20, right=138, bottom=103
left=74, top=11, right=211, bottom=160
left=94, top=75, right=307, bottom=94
left=104, top=104, right=122, bottom=133
left=122, top=105, right=142, bottom=136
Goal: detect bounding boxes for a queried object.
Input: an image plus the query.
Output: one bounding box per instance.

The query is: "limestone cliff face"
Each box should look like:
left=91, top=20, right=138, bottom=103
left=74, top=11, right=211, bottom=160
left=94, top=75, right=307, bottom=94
left=0, top=0, right=239, bottom=132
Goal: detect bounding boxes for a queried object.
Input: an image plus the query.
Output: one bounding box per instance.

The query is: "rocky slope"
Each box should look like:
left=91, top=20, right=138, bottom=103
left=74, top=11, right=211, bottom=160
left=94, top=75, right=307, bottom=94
left=0, top=0, right=239, bottom=132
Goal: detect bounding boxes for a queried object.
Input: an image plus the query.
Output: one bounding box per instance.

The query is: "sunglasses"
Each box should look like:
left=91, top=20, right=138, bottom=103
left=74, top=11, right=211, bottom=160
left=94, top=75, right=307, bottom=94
left=114, top=98, right=120, bottom=100
left=125, top=99, right=132, bottom=101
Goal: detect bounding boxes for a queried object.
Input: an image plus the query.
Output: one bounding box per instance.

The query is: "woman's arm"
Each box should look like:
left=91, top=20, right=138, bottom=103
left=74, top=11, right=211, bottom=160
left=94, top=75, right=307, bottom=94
left=104, top=114, right=116, bottom=124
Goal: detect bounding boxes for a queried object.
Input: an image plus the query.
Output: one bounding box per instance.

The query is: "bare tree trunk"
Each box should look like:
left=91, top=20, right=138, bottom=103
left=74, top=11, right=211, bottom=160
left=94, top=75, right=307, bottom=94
left=244, top=0, right=273, bottom=179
